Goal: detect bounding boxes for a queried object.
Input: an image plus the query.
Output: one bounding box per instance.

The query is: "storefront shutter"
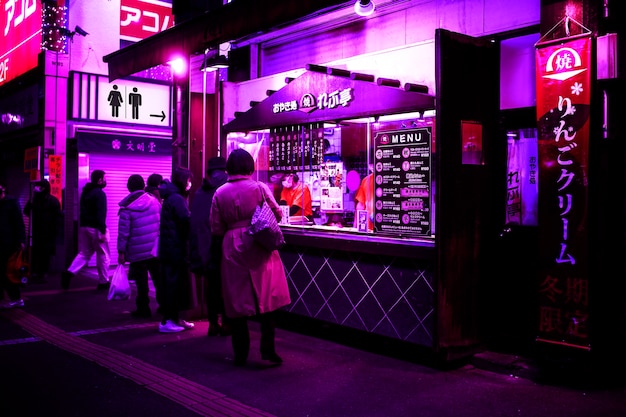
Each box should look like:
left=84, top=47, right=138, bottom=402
left=87, top=153, right=172, bottom=268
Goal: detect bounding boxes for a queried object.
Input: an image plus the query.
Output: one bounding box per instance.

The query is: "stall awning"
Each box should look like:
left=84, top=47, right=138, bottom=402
left=223, top=64, right=436, bottom=133
left=103, top=0, right=350, bottom=81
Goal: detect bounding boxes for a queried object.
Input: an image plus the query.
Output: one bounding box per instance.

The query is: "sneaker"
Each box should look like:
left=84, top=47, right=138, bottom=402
left=178, top=320, right=195, bottom=330
left=1, top=299, right=25, bottom=309
left=159, top=320, right=185, bottom=333
left=61, top=271, right=74, bottom=290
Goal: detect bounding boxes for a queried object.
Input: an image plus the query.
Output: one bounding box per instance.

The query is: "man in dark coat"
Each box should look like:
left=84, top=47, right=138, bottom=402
left=24, top=180, right=61, bottom=282
left=62, top=170, right=110, bottom=290
left=190, top=156, right=231, bottom=336
left=0, top=181, right=26, bottom=308
left=158, top=167, right=194, bottom=333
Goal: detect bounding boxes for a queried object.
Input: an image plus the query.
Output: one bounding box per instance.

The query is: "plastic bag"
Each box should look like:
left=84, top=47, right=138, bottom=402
left=6, top=248, right=29, bottom=286
left=108, top=264, right=131, bottom=301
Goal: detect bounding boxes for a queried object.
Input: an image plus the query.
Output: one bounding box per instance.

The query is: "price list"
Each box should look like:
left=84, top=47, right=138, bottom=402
left=373, top=127, right=432, bottom=237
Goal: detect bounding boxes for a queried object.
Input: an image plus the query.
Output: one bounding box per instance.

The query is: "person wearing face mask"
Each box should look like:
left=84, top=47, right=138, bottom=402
left=157, top=167, right=195, bottom=333
left=279, top=172, right=313, bottom=221
left=62, top=170, right=111, bottom=290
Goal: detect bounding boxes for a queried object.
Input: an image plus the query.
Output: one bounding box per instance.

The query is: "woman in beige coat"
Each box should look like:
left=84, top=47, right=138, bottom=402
left=210, top=149, right=291, bottom=366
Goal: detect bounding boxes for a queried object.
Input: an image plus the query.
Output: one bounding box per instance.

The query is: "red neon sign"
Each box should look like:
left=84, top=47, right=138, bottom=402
left=0, top=0, right=42, bottom=87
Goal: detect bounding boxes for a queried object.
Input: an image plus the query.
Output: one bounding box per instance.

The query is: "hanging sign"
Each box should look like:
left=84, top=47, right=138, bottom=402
left=48, top=155, right=63, bottom=208
left=535, top=36, right=591, bottom=350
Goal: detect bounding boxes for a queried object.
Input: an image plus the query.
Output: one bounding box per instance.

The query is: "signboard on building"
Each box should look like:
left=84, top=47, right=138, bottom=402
left=48, top=155, right=63, bottom=208
left=120, top=0, right=174, bottom=42
left=24, top=146, right=40, bottom=181
left=0, top=0, right=41, bottom=87
left=535, top=35, right=591, bottom=350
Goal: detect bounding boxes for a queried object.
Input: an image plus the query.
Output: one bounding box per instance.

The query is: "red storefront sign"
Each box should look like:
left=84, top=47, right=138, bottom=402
left=0, top=0, right=42, bottom=87
left=48, top=155, right=63, bottom=208
left=120, top=0, right=174, bottom=42
left=535, top=36, right=591, bottom=350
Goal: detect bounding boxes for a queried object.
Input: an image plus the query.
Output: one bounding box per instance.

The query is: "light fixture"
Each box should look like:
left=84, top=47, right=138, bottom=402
left=354, top=0, right=375, bottom=17
left=200, top=54, right=229, bottom=72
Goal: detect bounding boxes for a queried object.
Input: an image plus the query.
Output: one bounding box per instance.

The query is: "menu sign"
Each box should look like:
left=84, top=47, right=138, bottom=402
left=373, top=128, right=431, bottom=237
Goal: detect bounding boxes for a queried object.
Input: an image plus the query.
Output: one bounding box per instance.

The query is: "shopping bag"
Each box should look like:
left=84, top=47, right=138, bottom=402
left=248, top=184, right=285, bottom=251
left=108, top=264, right=131, bottom=301
left=6, top=248, right=29, bottom=286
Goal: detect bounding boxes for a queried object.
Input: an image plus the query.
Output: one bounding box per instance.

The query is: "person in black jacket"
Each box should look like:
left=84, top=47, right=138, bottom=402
left=190, top=156, right=231, bottom=337
left=0, top=181, right=26, bottom=308
left=62, top=170, right=111, bottom=290
left=158, top=167, right=194, bottom=333
left=24, top=180, right=61, bottom=283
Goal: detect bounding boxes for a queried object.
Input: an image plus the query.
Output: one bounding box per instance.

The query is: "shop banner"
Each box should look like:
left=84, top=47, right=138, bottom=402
left=48, top=155, right=63, bottom=208
left=535, top=36, right=591, bottom=350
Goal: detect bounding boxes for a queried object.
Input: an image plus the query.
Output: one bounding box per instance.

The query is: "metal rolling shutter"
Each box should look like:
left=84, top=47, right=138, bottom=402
left=87, top=153, right=171, bottom=268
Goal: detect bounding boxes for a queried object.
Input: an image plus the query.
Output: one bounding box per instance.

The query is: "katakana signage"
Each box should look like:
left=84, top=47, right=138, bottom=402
left=535, top=35, right=591, bottom=350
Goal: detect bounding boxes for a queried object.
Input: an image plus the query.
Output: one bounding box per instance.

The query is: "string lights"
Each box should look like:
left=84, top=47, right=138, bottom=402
left=42, top=1, right=69, bottom=52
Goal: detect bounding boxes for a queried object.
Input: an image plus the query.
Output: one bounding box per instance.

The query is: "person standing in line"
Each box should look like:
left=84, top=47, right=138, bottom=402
left=190, top=156, right=231, bottom=337
left=145, top=173, right=164, bottom=203
left=0, top=182, right=26, bottom=308
left=158, top=167, right=195, bottom=333
left=117, top=174, right=162, bottom=318
left=23, top=179, right=61, bottom=283
left=62, top=170, right=111, bottom=290
left=210, top=149, right=291, bottom=366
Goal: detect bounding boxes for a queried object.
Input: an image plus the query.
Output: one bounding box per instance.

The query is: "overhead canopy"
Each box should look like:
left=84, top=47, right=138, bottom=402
left=103, top=0, right=350, bottom=81
left=223, top=65, right=436, bottom=133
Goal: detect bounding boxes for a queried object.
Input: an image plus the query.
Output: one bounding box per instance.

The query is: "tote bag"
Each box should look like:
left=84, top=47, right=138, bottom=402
left=248, top=183, right=285, bottom=251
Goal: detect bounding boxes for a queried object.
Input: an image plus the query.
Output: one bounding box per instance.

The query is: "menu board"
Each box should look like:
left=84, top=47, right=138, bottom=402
left=373, top=127, right=432, bottom=237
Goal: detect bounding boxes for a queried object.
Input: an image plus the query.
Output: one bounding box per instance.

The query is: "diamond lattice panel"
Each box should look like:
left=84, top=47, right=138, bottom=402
left=281, top=245, right=435, bottom=348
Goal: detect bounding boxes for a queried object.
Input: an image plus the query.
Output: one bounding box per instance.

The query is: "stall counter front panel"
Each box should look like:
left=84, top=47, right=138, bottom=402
left=280, top=239, right=436, bottom=347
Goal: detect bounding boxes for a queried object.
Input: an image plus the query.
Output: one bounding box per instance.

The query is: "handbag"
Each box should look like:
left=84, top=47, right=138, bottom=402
left=108, top=264, right=131, bottom=301
left=248, top=183, right=285, bottom=251
left=6, top=247, right=29, bottom=286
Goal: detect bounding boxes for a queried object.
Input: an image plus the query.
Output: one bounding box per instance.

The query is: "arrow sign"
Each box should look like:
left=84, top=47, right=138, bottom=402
left=150, top=111, right=166, bottom=122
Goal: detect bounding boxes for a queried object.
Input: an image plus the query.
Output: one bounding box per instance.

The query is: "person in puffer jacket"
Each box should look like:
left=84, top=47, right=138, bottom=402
left=117, top=174, right=162, bottom=318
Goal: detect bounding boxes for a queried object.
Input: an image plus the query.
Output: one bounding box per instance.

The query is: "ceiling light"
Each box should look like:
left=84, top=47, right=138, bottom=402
left=354, top=0, right=375, bottom=17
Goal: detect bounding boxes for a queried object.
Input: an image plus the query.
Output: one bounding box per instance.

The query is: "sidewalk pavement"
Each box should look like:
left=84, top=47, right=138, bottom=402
left=1, top=269, right=624, bottom=417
